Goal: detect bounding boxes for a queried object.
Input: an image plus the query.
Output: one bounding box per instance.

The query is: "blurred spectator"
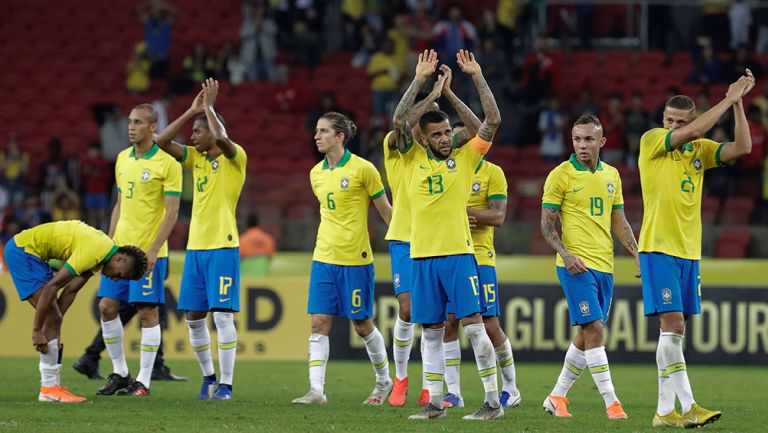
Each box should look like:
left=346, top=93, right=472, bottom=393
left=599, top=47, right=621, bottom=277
left=538, top=97, right=566, bottom=162
left=695, top=90, right=711, bottom=118
left=728, top=0, right=751, bottom=49
left=433, top=6, right=477, bottom=100
left=367, top=38, right=400, bottom=128
left=151, top=94, right=172, bottom=133
left=724, top=46, right=765, bottom=83
left=753, top=85, right=768, bottom=131
left=403, top=0, right=434, bottom=56
left=50, top=186, right=81, bottom=222
left=576, top=3, right=596, bottom=49
left=12, top=195, right=49, bottom=232
left=81, top=142, right=111, bottom=231
left=473, top=38, right=508, bottom=112
left=38, top=138, right=72, bottom=191
left=520, top=36, right=558, bottom=103
left=240, top=2, right=278, bottom=82
left=741, top=105, right=766, bottom=173
left=652, top=86, right=681, bottom=127
left=137, top=0, right=178, bottom=78
left=0, top=133, right=29, bottom=204
left=215, top=40, right=247, bottom=86
left=342, top=0, right=366, bottom=50
left=182, top=41, right=215, bottom=85
left=570, top=87, right=600, bottom=121
left=602, top=94, right=626, bottom=165
left=387, top=15, right=412, bottom=76
left=757, top=7, right=768, bottom=55
left=100, top=106, right=129, bottom=163
left=284, top=20, right=322, bottom=68
left=698, top=0, right=730, bottom=51
left=351, top=24, right=378, bottom=67
left=239, top=212, right=276, bottom=277
left=625, top=92, right=650, bottom=167
left=126, top=42, right=151, bottom=95
left=477, top=10, right=502, bottom=47
left=267, top=65, right=310, bottom=113
left=688, top=36, right=723, bottom=84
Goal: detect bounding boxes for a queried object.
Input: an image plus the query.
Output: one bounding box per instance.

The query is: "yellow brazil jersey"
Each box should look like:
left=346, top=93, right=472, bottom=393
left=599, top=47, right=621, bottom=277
left=114, top=144, right=182, bottom=258
left=383, top=131, right=412, bottom=242
left=542, top=154, right=624, bottom=273
left=310, top=149, right=386, bottom=266
left=14, top=221, right=118, bottom=277
left=468, top=160, right=508, bottom=266
left=178, top=144, right=247, bottom=250
left=402, top=136, right=489, bottom=259
left=638, top=128, right=723, bottom=260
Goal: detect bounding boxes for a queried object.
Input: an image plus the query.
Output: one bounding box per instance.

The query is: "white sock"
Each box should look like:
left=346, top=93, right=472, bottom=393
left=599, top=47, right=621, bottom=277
left=465, top=323, right=499, bottom=407
left=444, top=339, right=462, bottom=396
left=136, top=325, right=161, bottom=388
left=420, top=336, right=428, bottom=390
left=214, top=312, right=237, bottom=386
left=393, top=317, right=414, bottom=380
left=363, top=327, right=391, bottom=385
left=552, top=343, right=586, bottom=397
left=495, top=338, right=519, bottom=395
left=102, top=318, right=129, bottom=377
left=39, top=338, right=59, bottom=387
left=585, top=346, right=618, bottom=407
left=308, top=333, right=329, bottom=394
left=422, top=327, right=445, bottom=408
left=660, top=332, right=696, bottom=413
left=656, top=338, right=675, bottom=415
left=187, top=318, right=215, bottom=377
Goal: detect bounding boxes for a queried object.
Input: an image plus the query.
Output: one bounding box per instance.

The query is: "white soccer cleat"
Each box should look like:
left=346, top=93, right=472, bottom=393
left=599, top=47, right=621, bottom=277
left=292, top=390, right=328, bottom=405
left=363, top=379, right=393, bottom=405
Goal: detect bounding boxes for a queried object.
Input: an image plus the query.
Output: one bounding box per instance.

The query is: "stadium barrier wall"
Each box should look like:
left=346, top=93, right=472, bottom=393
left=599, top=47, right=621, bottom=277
left=0, top=255, right=766, bottom=363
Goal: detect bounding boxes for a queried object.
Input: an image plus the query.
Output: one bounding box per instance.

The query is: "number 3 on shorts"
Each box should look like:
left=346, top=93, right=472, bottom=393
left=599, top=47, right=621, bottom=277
left=351, top=288, right=362, bottom=308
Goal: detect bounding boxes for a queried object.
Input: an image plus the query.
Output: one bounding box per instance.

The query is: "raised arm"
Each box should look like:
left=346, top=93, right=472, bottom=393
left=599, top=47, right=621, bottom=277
left=31, top=269, right=75, bottom=352
left=668, top=70, right=755, bottom=150
left=540, top=208, right=588, bottom=275
left=719, top=74, right=755, bottom=163
left=611, top=209, right=640, bottom=278
left=201, top=78, right=237, bottom=158
left=156, top=90, right=206, bottom=160
left=457, top=50, right=501, bottom=143
left=468, top=197, right=506, bottom=228
left=391, top=49, right=439, bottom=152
left=440, top=64, right=481, bottom=146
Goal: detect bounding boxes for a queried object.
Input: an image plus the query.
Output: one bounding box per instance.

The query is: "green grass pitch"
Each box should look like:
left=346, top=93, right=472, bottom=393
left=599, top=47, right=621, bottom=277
left=0, top=359, right=765, bottom=432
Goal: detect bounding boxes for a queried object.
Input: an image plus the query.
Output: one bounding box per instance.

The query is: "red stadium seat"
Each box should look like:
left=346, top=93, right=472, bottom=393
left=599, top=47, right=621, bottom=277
left=715, top=230, right=751, bottom=258
left=720, top=197, right=754, bottom=225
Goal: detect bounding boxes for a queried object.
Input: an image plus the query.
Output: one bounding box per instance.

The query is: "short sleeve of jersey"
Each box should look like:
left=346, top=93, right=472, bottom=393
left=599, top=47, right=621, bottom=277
left=640, top=128, right=671, bottom=160
left=694, top=138, right=725, bottom=170
left=228, top=143, right=248, bottom=171
left=398, top=137, right=418, bottom=163
left=463, top=135, right=490, bottom=169
left=542, top=166, right=566, bottom=209
left=65, top=228, right=117, bottom=276
left=612, top=168, right=624, bottom=209
left=383, top=131, right=395, bottom=160
left=114, top=155, right=124, bottom=192
left=362, top=161, right=386, bottom=199
left=487, top=165, right=508, bottom=201
left=163, top=159, right=183, bottom=196
left=179, top=146, right=197, bottom=170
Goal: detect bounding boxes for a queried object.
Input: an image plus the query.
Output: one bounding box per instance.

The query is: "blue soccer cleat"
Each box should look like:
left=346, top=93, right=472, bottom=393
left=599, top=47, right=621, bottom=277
left=212, top=384, right=233, bottom=400
left=500, top=390, right=521, bottom=408
left=442, top=393, right=464, bottom=408
left=197, top=374, right=218, bottom=400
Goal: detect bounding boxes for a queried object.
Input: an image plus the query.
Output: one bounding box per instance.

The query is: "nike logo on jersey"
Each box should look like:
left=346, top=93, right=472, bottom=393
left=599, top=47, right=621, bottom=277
left=419, top=164, right=430, bottom=170
left=195, top=164, right=203, bottom=169
left=566, top=187, right=584, bottom=194
left=350, top=308, right=362, bottom=314
left=219, top=298, right=231, bottom=303
left=142, top=291, right=153, bottom=296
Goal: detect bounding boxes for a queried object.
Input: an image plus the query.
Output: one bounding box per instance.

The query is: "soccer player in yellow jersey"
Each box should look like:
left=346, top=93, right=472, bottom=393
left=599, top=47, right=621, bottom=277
left=384, top=60, right=484, bottom=407
left=96, top=103, right=182, bottom=397
left=391, top=49, right=503, bottom=421
left=156, top=78, right=247, bottom=401
left=292, top=112, right=393, bottom=406
left=4, top=221, right=147, bottom=402
left=638, top=71, right=755, bottom=428
left=442, top=158, right=520, bottom=410
left=541, top=115, right=637, bottom=420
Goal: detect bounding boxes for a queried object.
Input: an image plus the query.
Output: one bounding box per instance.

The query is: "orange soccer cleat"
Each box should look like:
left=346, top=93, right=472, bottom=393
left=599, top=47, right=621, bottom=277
left=388, top=377, right=408, bottom=407
left=542, top=395, right=572, bottom=417
left=38, top=385, right=87, bottom=403
left=606, top=401, right=628, bottom=419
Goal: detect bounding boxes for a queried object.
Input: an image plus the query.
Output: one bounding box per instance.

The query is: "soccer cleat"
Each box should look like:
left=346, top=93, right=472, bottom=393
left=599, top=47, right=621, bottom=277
left=197, top=375, right=218, bottom=400
left=500, top=390, right=521, bottom=408
left=652, top=411, right=690, bottom=428
left=681, top=403, right=721, bottom=428
left=388, top=377, right=408, bottom=407
left=72, top=356, right=103, bottom=380
left=462, top=402, right=505, bottom=420
left=212, top=384, right=233, bottom=400
left=152, top=365, right=188, bottom=381
left=39, top=385, right=87, bottom=403
left=116, top=381, right=150, bottom=396
left=606, top=401, right=628, bottom=419
left=292, top=390, right=328, bottom=405
left=408, top=403, right=446, bottom=420
left=97, top=373, right=132, bottom=396
left=363, top=380, right=393, bottom=405
left=442, top=393, right=464, bottom=408
left=417, top=389, right=429, bottom=407
left=542, top=395, right=572, bottom=417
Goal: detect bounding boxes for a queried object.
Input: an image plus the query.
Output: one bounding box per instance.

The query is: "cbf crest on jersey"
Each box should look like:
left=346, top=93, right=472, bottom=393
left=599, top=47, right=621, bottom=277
left=446, top=157, right=456, bottom=170
left=141, top=169, right=152, bottom=182
left=393, top=273, right=400, bottom=288
left=340, top=177, right=350, bottom=189
left=472, top=181, right=481, bottom=193
left=693, top=158, right=702, bottom=171
left=662, top=288, right=673, bottom=304
left=579, top=300, right=590, bottom=316
left=606, top=182, right=615, bottom=194
left=211, top=160, right=220, bottom=171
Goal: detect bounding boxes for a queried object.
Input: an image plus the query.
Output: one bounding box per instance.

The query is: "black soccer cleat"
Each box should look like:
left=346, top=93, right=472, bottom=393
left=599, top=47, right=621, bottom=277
left=73, top=357, right=104, bottom=380
left=97, top=373, right=132, bottom=396
left=117, top=381, right=150, bottom=396
left=152, top=365, right=188, bottom=382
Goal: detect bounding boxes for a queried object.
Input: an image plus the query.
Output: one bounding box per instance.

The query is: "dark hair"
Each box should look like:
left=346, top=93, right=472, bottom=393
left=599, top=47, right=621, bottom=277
left=118, top=245, right=149, bottom=280
left=132, top=103, right=159, bottom=123
left=666, top=95, right=695, bottom=112
left=194, top=112, right=227, bottom=129
left=418, top=110, right=450, bottom=132
left=320, top=111, right=357, bottom=145
left=452, top=121, right=466, bottom=129
left=573, top=114, right=603, bottom=129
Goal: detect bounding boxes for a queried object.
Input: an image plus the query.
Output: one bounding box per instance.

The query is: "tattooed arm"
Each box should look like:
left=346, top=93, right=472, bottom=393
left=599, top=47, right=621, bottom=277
left=440, top=64, right=480, bottom=147
left=540, top=208, right=588, bottom=275
left=468, top=198, right=507, bottom=229
left=612, top=208, right=641, bottom=278
left=390, top=49, right=438, bottom=152
left=457, top=50, right=501, bottom=143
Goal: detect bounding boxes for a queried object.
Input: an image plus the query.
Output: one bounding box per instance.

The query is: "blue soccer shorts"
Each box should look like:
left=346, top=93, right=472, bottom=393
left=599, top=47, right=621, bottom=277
left=640, top=252, right=701, bottom=316
left=307, top=261, right=375, bottom=320
left=389, top=240, right=413, bottom=297
left=98, top=257, right=168, bottom=304
left=4, top=238, right=53, bottom=301
left=179, top=248, right=241, bottom=312
left=412, top=254, right=483, bottom=324
left=556, top=266, right=614, bottom=326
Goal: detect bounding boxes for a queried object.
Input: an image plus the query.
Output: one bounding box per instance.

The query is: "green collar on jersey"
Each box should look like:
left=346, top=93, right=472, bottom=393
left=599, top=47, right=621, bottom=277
left=130, top=143, right=160, bottom=160
left=322, top=148, right=351, bottom=170
left=569, top=153, right=603, bottom=173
